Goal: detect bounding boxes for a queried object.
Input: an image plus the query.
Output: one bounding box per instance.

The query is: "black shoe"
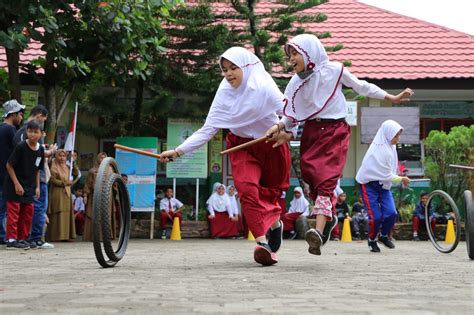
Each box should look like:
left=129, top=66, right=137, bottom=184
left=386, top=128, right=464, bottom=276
left=254, top=242, right=278, bottom=266
left=0, top=239, right=6, bottom=246
left=28, top=240, right=38, bottom=249
left=305, top=229, right=323, bottom=255
left=353, top=232, right=361, bottom=241
left=412, top=235, right=420, bottom=241
left=288, top=231, right=297, bottom=240
left=6, top=240, right=30, bottom=250
left=368, top=240, right=381, bottom=253
left=378, top=235, right=395, bottom=249
left=268, top=220, right=283, bottom=253
left=322, top=213, right=338, bottom=245
left=161, top=230, right=167, bottom=239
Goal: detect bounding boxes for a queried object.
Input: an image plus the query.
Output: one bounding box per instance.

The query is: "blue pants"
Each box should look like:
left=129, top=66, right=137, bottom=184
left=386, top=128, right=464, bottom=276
left=28, top=182, right=48, bottom=242
left=360, top=181, right=398, bottom=240
left=0, top=186, right=6, bottom=242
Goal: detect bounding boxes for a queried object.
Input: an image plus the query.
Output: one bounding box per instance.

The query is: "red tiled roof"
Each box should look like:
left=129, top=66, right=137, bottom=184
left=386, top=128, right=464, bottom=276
left=1, top=0, right=473, bottom=80
left=0, top=41, right=44, bottom=73
left=208, top=0, right=474, bottom=80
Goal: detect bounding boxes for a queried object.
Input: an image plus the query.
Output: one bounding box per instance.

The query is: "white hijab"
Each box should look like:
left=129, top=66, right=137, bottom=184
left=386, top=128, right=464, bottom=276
left=226, top=185, right=239, bottom=216
left=206, top=182, right=230, bottom=211
left=283, top=34, right=344, bottom=122
left=356, top=120, right=403, bottom=189
left=288, top=187, right=310, bottom=216
left=204, top=47, right=285, bottom=129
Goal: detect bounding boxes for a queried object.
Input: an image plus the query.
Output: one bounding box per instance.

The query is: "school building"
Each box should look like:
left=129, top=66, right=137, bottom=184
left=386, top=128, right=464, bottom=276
left=1, top=0, right=473, bottom=206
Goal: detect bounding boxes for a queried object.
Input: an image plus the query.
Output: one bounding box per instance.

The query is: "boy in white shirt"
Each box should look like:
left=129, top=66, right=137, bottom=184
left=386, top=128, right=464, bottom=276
left=159, top=188, right=184, bottom=239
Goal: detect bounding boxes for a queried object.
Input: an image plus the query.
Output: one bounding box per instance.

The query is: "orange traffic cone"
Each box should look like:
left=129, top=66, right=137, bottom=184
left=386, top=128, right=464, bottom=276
left=341, top=218, right=352, bottom=242
left=444, top=219, right=455, bottom=244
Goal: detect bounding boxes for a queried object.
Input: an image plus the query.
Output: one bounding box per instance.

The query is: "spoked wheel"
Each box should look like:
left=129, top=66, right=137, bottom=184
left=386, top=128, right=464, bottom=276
left=425, top=190, right=461, bottom=254
left=464, top=190, right=474, bottom=260
left=92, top=157, right=131, bottom=268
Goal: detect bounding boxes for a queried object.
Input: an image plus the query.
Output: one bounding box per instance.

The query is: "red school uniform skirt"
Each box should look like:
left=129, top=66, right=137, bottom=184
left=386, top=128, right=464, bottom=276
left=300, top=119, right=351, bottom=200
left=226, top=132, right=291, bottom=238
left=209, top=212, right=239, bottom=238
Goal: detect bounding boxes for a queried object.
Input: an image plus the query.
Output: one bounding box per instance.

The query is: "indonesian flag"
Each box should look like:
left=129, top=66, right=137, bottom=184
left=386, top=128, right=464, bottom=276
left=64, top=102, right=78, bottom=152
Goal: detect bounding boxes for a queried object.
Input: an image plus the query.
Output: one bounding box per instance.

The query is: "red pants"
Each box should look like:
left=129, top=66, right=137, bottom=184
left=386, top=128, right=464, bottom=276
left=75, top=211, right=85, bottom=236
left=300, top=120, right=351, bottom=200
left=281, top=212, right=302, bottom=232
left=160, top=211, right=182, bottom=229
left=6, top=201, right=34, bottom=240
left=227, top=132, right=291, bottom=238
left=412, top=216, right=436, bottom=233
left=209, top=212, right=239, bottom=238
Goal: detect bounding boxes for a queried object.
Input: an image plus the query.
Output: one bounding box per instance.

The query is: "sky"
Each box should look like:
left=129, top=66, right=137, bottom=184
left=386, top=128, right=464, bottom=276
left=359, top=0, right=474, bottom=35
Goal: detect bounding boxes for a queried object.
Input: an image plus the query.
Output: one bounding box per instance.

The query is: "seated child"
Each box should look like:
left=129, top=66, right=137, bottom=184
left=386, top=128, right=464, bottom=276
left=351, top=196, right=369, bottom=240
left=159, top=188, right=184, bottom=239
left=332, top=192, right=350, bottom=241
left=73, top=187, right=85, bottom=236
left=207, top=183, right=239, bottom=239
left=281, top=187, right=309, bottom=239
left=412, top=191, right=436, bottom=241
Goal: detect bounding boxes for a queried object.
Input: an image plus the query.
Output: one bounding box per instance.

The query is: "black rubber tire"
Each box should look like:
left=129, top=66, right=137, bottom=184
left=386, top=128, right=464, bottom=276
left=425, top=190, right=461, bottom=254
left=92, top=157, right=131, bottom=268
left=464, top=190, right=474, bottom=260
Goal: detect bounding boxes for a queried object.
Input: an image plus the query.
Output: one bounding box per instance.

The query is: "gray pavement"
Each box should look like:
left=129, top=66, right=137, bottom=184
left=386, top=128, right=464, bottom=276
left=1, top=239, right=473, bottom=314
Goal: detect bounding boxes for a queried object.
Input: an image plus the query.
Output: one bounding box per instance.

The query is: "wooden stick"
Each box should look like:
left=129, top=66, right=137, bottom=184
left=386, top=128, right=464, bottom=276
left=410, top=178, right=431, bottom=182
left=220, top=135, right=268, bottom=155
left=114, top=144, right=162, bottom=159
left=449, top=164, right=474, bottom=171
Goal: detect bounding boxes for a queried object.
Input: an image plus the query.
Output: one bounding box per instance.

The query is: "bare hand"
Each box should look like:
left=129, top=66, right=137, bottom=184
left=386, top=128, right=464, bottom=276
left=402, top=176, right=410, bottom=186
left=159, top=150, right=179, bottom=163
left=270, top=131, right=293, bottom=148
left=208, top=214, right=215, bottom=220
left=35, top=188, right=40, bottom=199
left=15, top=183, right=24, bottom=196
left=230, top=216, right=238, bottom=222
left=84, top=196, right=88, bottom=205
left=265, top=124, right=282, bottom=140
left=388, top=88, right=414, bottom=104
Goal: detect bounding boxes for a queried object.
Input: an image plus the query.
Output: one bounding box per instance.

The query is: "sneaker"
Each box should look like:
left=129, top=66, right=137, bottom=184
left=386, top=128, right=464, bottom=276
left=36, top=240, right=55, bottom=249
left=305, top=228, right=323, bottom=256
left=368, top=240, right=381, bottom=252
left=353, top=232, right=361, bottom=241
left=268, top=220, right=283, bottom=253
left=412, top=235, right=420, bottom=241
left=322, top=213, right=338, bottom=245
left=254, top=242, right=278, bottom=266
left=161, top=230, right=167, bottom=240
left=28, top=240, right=38, bottom=249
left=6, top=240, right=30, bottom=250
left=288, top=231, right=297, bottom=240
left=0, top=239, right=7, bottom=246
left=378, top=235, right=395, bottom=249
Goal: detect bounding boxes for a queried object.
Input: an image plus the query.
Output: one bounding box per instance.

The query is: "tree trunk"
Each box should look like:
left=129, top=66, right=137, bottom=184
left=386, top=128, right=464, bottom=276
left=44, top=84, right=58, bottom=143
left=6, top=48, right=21, bottom=101
left=132, top=78, right=144, bottom=136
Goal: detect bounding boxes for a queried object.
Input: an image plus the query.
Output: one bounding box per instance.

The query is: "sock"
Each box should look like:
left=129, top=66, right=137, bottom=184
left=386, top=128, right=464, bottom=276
left=413, top=232, right=418, bottom=237
left=271, top=221, right=281, bottom=230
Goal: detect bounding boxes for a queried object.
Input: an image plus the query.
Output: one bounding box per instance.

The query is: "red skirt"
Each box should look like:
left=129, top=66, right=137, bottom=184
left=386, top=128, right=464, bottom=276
left=226, top=132, right=291, bottom=238
left=209, top=212, right=239, bottom=238
left=281, top=212, right=301, bottom=232
left=300, top=120, right=350, bottom=200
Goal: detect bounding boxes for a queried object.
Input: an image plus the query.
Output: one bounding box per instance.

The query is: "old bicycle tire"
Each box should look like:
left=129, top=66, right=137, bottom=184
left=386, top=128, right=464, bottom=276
left=92, top=158, right=131, bottom=268
left=425, top=190, right=461, bottom=254
left=464, top=190, right=474, bottom=260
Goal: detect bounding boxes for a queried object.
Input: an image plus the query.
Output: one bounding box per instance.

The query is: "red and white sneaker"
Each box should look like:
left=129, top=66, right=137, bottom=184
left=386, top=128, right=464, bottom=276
left=254, top=242, right=278, bottom=266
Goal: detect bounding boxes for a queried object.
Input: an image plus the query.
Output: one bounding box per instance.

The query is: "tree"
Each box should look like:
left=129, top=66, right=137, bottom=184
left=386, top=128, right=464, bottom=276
left=424, top=125, right=474, bottom=205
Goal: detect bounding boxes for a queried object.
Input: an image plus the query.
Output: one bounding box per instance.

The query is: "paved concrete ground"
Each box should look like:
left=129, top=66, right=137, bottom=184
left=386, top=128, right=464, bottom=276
left=1, top=239, right=473, bottom=314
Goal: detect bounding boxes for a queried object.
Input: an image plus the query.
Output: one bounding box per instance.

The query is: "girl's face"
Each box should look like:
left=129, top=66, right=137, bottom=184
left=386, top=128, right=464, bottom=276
left=287, top=46, right=305, bottom=74
left=391, top=130, right=402, bottom=145
left=217, top=186, right=226, bottom=196
left=294, top=191, right=301, bottom=199
left=221, top=58, right=243, bottom=88
left=228, top=186, right=235, bottom=196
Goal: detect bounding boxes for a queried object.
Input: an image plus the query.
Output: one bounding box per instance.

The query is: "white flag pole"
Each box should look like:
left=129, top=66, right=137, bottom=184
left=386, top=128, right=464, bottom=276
left=68, top=102, right=78, bottom=180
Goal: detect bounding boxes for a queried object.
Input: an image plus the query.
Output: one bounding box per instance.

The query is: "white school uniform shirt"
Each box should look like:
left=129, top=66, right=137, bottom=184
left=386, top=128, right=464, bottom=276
left=73, top=196, right=85, bottom=212
left=283, top=34, right=387, bottom=121
left=288, top=187, right=310, bottom=216
left=160, top=197, right=184, bottom=213
left=356, top=120, right=403, bottom=190
left=227, top=194, right=239, bottom=217
left=177, top=47, right=297, bottom=155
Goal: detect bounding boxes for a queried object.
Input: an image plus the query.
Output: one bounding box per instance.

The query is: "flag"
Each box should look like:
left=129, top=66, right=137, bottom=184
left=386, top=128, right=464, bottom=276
left=64, top=103, right=78, bottom=152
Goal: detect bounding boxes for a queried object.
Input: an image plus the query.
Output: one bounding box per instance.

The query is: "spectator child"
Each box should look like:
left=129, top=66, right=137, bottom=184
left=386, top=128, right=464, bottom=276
left=73, top=187, right=85, bottom=236
left=159, top=188, right=184, bottom=239
left=207, top=183, right=239, bottom=239
left=351, top=196, right=369, bottom=240
left=332, top=192, right=350, bottom=240
left=412, top=191, right=436, bottom=241
left=281, top=186, right=310, bottom=239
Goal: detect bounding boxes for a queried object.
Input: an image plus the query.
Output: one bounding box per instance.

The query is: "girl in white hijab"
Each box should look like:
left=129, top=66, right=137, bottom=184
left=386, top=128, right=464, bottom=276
left=160, top=47, right=296, bottom=266
left=281, top=187, right=310, bottom=239
left=207, top=182, right=239, bottom=239
left=266, top=34, right=414, bottom=257
left=356, top=120, right=410, bottom=253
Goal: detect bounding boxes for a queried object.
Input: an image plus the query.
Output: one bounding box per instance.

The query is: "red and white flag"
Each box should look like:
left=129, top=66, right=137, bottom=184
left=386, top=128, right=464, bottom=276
left=64, top=102, right=78, bottom=152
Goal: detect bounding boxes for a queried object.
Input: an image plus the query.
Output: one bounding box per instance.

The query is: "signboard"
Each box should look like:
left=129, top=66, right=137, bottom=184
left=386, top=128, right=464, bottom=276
left=346, top=101, right=357, bottom=126
left=360, top=107, right=420, bottom=144
left=166, top=119, right=208, bottom=178
left=209, top=130, right=223, bottom=173
left=116, top=137, right=157, bottom=212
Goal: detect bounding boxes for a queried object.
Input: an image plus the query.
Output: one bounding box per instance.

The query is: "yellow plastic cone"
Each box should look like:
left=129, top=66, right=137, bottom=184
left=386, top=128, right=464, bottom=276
left=341, top=218, right=352, bottom=242
left=247, top=231, right=255, bottom=241
left=170, top=217, right=181, bottom=241
left=444, top=219, right=455, bottom=244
